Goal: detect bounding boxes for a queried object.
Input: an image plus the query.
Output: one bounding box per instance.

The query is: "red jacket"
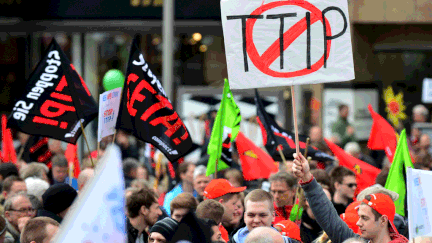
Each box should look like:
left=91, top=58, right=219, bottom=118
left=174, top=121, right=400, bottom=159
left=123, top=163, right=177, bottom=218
left=273, top=202, right=293, bottom=224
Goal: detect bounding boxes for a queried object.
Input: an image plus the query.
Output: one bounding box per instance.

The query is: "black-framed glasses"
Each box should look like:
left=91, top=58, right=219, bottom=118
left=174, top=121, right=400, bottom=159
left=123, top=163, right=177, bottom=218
left=343, top=183, right=357, bottom=188
left=9, top=208, right=36, bottom=214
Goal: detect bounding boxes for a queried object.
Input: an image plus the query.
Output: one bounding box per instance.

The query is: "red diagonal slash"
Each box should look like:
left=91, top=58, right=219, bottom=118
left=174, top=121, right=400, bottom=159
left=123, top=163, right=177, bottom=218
left=246, top=0, right=332, bottom=78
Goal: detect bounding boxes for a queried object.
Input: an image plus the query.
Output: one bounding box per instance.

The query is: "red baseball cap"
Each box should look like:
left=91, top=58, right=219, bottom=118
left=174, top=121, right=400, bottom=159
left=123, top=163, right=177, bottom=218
left=361, top=193, right=398, bottom=233
left=340, top=213, right=360, bottom=234
left=274, top=220, right=301, bottom=242
left=345, top=201, right=361, bottom=215
left=203, top=179, right=246, bottom=199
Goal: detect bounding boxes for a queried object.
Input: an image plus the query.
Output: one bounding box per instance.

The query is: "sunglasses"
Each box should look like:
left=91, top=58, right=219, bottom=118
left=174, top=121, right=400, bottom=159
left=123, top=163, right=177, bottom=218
left=343, top=183, right=357, bottom=188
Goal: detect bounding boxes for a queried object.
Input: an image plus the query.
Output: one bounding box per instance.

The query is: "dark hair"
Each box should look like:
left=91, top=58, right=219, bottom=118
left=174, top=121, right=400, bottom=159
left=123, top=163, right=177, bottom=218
left=2, top=175, right=23, bottom=193
left=375, top=167, right=389, bottom=187
left=51, top=154, right=68, bottom=168
left=329, top=166, right=355, bottom=189
left=123, top=158, right=139, bottom=176
left=311, top=169, right=333, bottom=195
left=126, top=188, right=157, bottom=218
left=269, top=171, right=297, bottom=189
left=362, top=195, right=382, bottom=221
left=196, top=199, right=225, bottom=224
left=224, top=168, right=244, bottom=186
left=170, top=193, right=198, bottom=215
left=0, top=163, right=19, bottom=181
left=338, top=104, right=348, bottom=112
left=213, top=192, right=238, bottom=205
left=177, top=162, right=192, bottom=176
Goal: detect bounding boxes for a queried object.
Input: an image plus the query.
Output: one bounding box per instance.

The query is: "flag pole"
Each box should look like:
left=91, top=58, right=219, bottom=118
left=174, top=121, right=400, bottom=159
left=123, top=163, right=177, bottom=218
left=215, top=83, right=228, bottom=179
left=277, top=145, right=288, bottom=171
left=291, top=86, right=300, bottom=155
left=79, top=121, right=94, bottom=167
left=292, top=137, right=310, bottom=221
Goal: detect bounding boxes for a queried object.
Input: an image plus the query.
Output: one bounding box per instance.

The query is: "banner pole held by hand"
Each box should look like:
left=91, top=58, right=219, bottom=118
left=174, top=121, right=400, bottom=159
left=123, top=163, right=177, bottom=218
left=304, top=137, right=310, bottom=158
left=79, top=121, right=94, bottom=167
left=291, top=86, right=300, bottom=155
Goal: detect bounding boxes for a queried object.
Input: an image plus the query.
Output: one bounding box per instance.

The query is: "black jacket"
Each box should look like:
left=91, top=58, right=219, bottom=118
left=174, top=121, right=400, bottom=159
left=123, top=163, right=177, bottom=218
left=127, top=219, right=148, bottom=243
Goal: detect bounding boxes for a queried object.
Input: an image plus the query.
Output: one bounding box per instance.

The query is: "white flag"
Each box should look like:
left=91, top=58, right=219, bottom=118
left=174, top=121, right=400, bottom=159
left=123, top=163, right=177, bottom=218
left=98, top=87, right=122, bottom=142
left=53, top=145, right=126, bottom=243
left=407, top=167, right=432, bottom=240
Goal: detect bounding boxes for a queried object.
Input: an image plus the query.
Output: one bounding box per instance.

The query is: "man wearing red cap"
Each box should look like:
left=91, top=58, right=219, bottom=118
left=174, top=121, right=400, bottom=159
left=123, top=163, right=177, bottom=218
left=204, top=178, right=246, bottom=241
left=292, top=153, right=408, bottom=243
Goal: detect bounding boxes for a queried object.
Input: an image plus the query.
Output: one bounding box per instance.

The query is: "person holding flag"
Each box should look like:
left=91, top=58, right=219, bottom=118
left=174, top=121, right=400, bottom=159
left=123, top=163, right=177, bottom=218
left=292, top=152, right=408, bottom=243
left=206, top=78, right=241, bottom=177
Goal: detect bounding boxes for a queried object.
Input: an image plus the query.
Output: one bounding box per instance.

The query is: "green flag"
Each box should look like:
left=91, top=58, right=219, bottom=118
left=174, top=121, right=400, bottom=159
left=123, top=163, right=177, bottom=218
left=206, top=79, right=241, bottom=176
left=384, top=129, right=414, bottom=217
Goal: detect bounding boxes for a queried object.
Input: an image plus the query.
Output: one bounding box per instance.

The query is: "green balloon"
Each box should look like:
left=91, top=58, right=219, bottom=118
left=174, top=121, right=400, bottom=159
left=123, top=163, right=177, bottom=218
left=103, top=69, right=125, bottom=91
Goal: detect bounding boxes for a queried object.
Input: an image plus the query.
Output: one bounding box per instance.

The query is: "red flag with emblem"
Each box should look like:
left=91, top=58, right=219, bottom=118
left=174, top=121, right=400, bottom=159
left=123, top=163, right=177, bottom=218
left=236, top=131, right=277, bottom=181
left=1, top=114, right=17, bottom=163
left=367, top=104, right=397, bottom=163
left=325, top=138, right=381, bottom=193
left=65, top=144, right=80, bottom=178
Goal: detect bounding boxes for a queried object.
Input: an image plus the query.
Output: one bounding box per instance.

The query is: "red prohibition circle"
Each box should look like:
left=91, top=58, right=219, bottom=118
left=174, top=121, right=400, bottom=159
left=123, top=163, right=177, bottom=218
left=246, top=0, right=332, bottom=78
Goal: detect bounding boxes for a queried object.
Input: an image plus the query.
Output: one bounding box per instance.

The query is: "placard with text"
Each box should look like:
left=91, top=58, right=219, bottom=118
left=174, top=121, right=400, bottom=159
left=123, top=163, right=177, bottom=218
left=221, top=0, right=354, bottom=89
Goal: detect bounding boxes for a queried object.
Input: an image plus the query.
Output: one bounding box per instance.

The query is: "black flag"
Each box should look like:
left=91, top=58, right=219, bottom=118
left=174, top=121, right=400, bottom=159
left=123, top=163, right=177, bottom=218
left=255, top=89, right=334, bottom=162
left=115, top=35, right=193, bottom=162
left=7, top=39, right=98, bottom=144
left=20, top=136, right=52, bottom=165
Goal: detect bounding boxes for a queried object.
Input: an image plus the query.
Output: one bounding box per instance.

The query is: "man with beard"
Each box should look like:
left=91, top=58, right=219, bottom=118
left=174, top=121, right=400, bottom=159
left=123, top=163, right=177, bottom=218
left=126, top=188, right=162, bottom=243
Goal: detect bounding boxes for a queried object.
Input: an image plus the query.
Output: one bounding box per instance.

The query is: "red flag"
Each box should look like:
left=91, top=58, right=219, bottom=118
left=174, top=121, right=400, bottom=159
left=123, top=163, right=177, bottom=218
left=324, top=138, right=381, bottom=193
left=1, top=114, right=17, bottom=163
left=236, top=132, right=278, bottom=181
left=367, top=104, right=397, bottom=162
left=65, top=144, right=80, bottom=178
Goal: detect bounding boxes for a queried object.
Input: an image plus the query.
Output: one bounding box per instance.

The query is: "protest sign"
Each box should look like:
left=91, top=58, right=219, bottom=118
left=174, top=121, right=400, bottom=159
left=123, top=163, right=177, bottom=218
left=7, top=39, right=98, bottom=144
left=98, top=87, right=122, bottom=142
left=221, top=0, right=354, bottom=89
left=407, top=167, right=432, bottom=240
left=54, top=145, right=126, bottom=243
left=116, top=35, right=194, bottom=162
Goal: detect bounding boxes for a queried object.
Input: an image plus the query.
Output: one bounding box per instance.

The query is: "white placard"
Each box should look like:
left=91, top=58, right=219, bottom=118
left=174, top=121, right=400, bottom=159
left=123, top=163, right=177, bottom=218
left=422, top=78, right=432, bottom=103
left=98, top=88, right=122, bottom=142
left=221, top=0, right=355, bottom=89
left=54, top=145, right=126, bottom=243
left=407, top=167, right=432, bottom=240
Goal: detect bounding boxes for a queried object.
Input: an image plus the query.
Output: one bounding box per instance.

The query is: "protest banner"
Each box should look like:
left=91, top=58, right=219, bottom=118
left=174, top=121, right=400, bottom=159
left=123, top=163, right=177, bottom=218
left=98, top=87, right=122, bottom=142
left=53, top=145, right=126, bottom=242
left=116, top=35, right=194, bottom=162
left=221, top=0, right=354, bottom=89
left=7, top=39, right=98, bottom=144
left=407, top=167, right=432, bottom=240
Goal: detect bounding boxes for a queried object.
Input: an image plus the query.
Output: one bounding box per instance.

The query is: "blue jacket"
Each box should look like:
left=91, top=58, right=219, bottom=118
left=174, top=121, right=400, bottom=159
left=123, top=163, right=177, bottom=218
left=162, top=183, right=197, bottom=216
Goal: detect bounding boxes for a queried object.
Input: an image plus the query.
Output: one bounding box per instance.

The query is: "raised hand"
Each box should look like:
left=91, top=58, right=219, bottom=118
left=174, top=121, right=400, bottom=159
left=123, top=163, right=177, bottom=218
left=292, top=152, right=313, bottom=183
